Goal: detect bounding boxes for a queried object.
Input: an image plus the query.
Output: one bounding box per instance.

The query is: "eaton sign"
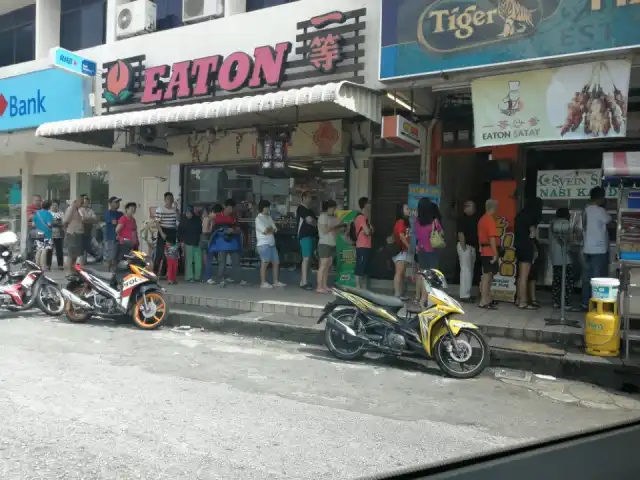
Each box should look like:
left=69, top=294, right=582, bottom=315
left=0, top=69, right=91, bottom=132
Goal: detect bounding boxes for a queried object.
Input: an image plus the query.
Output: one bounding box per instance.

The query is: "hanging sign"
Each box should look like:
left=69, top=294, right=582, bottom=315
left=472, top=60, right=631, bottom=147
left=536, top=169, right=618, bottom=199
left=382, top=115, right=422, bottom=150
left=50, top=47, right=97, bottom=78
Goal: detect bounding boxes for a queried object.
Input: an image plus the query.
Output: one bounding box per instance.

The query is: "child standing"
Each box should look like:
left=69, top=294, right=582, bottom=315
left=165, top=242, right=180, bottom=284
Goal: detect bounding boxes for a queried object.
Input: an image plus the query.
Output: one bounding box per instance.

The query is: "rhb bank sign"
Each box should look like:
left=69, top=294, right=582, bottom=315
left=0, top=69, right=91, bottom=132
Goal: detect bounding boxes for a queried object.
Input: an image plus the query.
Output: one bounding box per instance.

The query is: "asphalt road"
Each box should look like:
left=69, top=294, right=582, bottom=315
left=1, top=315, right=639, bottom=480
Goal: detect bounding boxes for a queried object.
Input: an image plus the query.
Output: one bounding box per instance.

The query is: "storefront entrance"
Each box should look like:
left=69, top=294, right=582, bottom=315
left=182, top=157, right=347, bottom=272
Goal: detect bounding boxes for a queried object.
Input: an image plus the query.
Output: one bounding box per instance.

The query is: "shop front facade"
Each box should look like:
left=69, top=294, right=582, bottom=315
left=378, top=0, right=640, bottom=296
left=0, top=0, right=385, bottom=253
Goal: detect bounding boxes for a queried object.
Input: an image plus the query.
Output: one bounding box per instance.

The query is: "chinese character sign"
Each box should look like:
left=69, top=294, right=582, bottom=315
left=308, top=12, right=346, bottom=73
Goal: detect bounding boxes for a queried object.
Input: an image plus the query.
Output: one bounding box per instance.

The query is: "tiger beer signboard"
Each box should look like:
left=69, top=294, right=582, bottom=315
left=379, top=0, right=640, bottom=80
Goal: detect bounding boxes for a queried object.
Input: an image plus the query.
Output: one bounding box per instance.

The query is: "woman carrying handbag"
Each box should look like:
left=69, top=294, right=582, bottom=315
left=414, top=198, right=445, bottom=304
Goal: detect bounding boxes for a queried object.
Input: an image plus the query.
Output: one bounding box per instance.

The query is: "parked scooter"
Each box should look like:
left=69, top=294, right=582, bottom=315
left=61, top=250, right=169, bottom=330
left=0, top=230, right=65, bottom=316
left=317, top=269, right=489, bottom=379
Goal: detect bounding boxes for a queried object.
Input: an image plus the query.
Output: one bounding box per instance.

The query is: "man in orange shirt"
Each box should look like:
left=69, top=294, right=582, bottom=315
left=477, top=199, right=500, bottom=309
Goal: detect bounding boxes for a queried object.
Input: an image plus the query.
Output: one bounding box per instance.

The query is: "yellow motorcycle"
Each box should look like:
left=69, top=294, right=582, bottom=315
left=317, top=269, right=489, bottom=378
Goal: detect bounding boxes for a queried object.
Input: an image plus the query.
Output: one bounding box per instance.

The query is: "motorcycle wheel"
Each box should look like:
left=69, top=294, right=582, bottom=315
left=37, top=284, right=65, bottom=316
left=6, top=286, right=39, bottom=312
left=132, top=291, right=169, bottom=330
left=324, top=309, right=365, bottom=360
left=64, top=287, right=93, bottom=323
left=433, top=328, right=489, bottom=379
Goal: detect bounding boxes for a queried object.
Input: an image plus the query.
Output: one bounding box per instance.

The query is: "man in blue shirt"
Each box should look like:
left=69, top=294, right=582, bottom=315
left=104, top=197, right=123, bottom=271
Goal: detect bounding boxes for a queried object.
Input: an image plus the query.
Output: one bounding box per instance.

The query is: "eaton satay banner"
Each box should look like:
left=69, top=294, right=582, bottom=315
left=472, top=59, right=631, bottom=147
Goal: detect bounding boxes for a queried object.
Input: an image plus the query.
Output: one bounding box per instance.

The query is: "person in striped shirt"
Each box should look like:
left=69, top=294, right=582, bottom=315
left=153, top=192, right=179, bottom=275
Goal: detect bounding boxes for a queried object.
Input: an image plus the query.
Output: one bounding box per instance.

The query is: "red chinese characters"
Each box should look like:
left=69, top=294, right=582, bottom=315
left=309, top=33, right=343, bottom=73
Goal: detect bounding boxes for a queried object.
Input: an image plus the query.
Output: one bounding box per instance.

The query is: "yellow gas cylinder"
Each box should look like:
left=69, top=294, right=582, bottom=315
left=584, top=299, right=620, bottom=357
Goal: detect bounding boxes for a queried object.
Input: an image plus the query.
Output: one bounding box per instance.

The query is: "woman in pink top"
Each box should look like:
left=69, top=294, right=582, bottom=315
left=354, top=197, right=373, bottom=289
left=414, top=198, right=444, bottom=302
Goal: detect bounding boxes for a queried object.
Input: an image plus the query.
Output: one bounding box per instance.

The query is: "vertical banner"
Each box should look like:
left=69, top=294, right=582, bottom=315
left=491, top=216, right=516, bottom=302
left=335, top=210, right=357, bottom=287
left=408, top=185, right=441, bottom=282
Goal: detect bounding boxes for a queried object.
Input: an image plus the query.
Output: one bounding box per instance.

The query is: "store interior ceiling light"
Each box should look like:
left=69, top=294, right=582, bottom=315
left=386, top=93, right=416, bottom=112
left=323, top=169, right=345, bottom=173
left=289, top=164, right=308, bottom=171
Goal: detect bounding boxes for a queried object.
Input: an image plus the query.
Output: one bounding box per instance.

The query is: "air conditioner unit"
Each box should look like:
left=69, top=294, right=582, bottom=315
left=182, top=0, right=223, bottom=24
left=116, top=0, right=157, bottom=39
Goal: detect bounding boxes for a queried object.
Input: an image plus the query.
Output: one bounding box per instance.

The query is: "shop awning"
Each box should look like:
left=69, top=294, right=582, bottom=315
left=35, top=81, right=382, bottom=139
left=603, top=151, right=640, bottom=177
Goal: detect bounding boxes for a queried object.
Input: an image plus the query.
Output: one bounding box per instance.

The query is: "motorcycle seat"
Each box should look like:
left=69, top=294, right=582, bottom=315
left=82, top=267, right=115, bottom=283
left=341, top=286, right=405, bottom=308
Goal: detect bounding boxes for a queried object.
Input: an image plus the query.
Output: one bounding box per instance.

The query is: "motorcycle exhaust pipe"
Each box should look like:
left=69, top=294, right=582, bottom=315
left=326, top=314, right=358, bottom=337
left=60, top=289, right=93, bottom=310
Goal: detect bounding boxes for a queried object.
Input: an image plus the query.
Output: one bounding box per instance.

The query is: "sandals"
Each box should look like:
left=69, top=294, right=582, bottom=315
left=530, top=301, right=541, bottom=308
left=478, top=303, right=497, bottom=310
left=518, top=303, right=538, bottom=310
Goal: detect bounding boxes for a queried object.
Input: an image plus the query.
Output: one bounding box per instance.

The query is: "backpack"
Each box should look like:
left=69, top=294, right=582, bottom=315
left=348, top=213, right=363, bottom=243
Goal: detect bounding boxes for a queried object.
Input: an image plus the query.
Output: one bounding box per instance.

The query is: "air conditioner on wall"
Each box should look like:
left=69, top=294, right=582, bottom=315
left=182, top=0, right=223, bottom=24
left=116, top=0, right=157, bottom=39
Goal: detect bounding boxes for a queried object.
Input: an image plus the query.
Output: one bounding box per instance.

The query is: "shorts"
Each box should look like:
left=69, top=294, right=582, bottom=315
left=516, top=241, right=535, bottom=264
left=481, top=256, right=499, bottom=275
left=257, top=244, right=279, bottom=263
left=65, top=233, right=83, bottom=257
left=299, top=237, right=314, bottom=258
left=417, top=251, right=438, bottom=270
left=392, top=251, right=410, bottom=263
left=318, top=244, right=336, bottom=259
left=355, top=247, right=371, bottom=277
left=105, top=240, right=118, bottom=261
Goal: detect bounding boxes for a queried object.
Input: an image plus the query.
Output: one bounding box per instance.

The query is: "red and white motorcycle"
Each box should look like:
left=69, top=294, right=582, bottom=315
left=0, top=231, right=65, bottom=316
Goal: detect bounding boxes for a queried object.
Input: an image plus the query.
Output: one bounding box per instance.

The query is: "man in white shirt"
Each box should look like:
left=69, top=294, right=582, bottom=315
left=581, top=186, right=614, bottom=309
left=255, top=199, right=286, bottom=289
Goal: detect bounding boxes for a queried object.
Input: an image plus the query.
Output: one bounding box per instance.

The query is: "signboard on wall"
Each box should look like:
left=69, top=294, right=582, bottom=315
left=100, top=9, right=367, bottom=113
left=379, top=0, right=640, bottom=80
left=0, top=69, right=92, bottom=132
left=472, top=60, right=631, bottom=147
left=536, top=169, right=618, bottom=199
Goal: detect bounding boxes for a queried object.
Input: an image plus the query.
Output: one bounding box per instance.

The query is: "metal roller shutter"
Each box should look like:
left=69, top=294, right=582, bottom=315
left=371, top=156, right=421, bottom=245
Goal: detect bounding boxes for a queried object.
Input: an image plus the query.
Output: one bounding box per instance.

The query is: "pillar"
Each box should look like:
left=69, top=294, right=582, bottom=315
left=20, top=154, right=34, bottom=251
left=105, top=0, right=119, bottom=44
left=225, top=0, right=247, bottom=16
left=35, top=0, right=61, bottom=59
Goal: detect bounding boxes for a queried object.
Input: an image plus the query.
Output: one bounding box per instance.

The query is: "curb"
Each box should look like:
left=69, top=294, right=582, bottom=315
left=167, top=293, right=324, bottom=318
left=166, top=292, right=585, bottom=347
left=168, top=309, right=325, bottom=346
left=168, top=309, right=640, bottom=391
